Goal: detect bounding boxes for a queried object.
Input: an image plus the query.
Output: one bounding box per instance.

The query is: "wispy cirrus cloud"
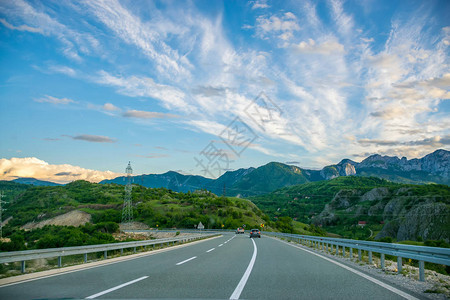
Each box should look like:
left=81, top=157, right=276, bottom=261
left=48, top=65, right=77, bottom=77
left=35, top=95, right=76, bottom=105
left=83, top=0, right=191, bottom=79
left=4, top=0, right=448, bottom=173
left=123, top=110, right=178, bottom=119
left=361, top=6, right=450, bottom=155
left=0, top=0, right=100, bottom=61
left=0, top=18, right=42, bottom=33
left=95, top=71, right=191, bottom=112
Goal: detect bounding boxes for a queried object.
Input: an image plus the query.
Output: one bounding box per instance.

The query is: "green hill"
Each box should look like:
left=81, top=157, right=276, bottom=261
left=0, top=180, right=327, bottom=251
left=229, top=162, right=320, bottom=196
left=0, top=180, right=269, bottom=231
left=250, top=177, right=450, bottom=242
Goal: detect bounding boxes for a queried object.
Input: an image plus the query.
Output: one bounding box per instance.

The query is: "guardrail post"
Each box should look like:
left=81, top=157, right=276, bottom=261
left=349, top=248, right=353, bottom=259
left=134, top=247, right=136, bottom=253
left=104, top=250, right=107, bottom=259
left=358, top=249, right=362, bottom=261
left=368, top=251, right=372, bottom=264
left=335, top=245, right=339, bottom=255
left=419, top=261, right=425, bottom=281
left=58, top=256, right=62, bottom=268
left=343, top=246, right=346, bottom=257
left=120, top=248, right=123, bottom=255
left=84, top=253, right=88, bottom=263
left=381, top=253, right=385, bottom=269
left=21, top=261, right=26, bottom=273
left=397, top=256, right=402, bottom=274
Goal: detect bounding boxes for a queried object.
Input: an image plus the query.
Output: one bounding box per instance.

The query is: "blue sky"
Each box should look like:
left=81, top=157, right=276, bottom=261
left=0, top=0, right=449, bottom=183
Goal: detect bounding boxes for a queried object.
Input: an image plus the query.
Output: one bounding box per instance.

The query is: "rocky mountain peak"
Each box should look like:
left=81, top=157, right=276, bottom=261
left=420, top=149, right=449, bottom=177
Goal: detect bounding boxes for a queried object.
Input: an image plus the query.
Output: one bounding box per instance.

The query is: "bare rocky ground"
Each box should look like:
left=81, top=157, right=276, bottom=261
left=284, top=239, right=450, bottom=299
left=21, top=210, right=91, bottom=229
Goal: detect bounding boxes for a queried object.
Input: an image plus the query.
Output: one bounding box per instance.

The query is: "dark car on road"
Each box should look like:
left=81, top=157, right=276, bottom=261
left=249, top=229, right=261, bottom=238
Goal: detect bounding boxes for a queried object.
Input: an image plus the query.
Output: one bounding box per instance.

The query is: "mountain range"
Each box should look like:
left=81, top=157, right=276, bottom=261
left=100, top=149, right=449, bottom=196
left=12, top=177, right=62, bottom=186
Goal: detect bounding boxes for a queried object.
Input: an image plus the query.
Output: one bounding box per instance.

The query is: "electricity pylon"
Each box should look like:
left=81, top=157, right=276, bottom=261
left=121, top=162, right=133, bottom=231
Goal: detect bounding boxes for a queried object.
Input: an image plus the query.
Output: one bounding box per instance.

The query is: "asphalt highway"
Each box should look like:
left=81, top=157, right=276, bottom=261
left=0, top=233, right=423, bottom=299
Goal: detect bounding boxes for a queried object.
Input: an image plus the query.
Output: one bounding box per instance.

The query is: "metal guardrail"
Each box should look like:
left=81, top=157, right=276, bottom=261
left=0, top=232, right=217, bottom=273
left=127, top=229, right=236, bottom=234
left=264, top=232, right=450, bottom=282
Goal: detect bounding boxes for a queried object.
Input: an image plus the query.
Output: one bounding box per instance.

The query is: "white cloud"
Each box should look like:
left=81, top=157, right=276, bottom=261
left=102, top=103, right=120, bottom=112
left=361, top=8, right=450, bottom=152
left=0, top=18, right=42, bottom=33
left=251, top=0, right=270, bottom=10
left=255, top=12, right=300, bottom=42
left=83, top=0, right=191, bottom=79
left=0, top=0, right=100, bottom=61
left=293, top=38, right=345, bottom=55
left=96, top=71, right=191, bottom=113
left=257, top=14, right=299, bottom=33
left=35, top=95, right=76, bottom=105
left=329, top=0, right=354, bottom=37
left=48, top=65, right=77, bottom=77
left=0, top=157, right=121, bottom=183
left=122, top=110, right=178, bottom=119
left=360, top=37, right=374, bottom=43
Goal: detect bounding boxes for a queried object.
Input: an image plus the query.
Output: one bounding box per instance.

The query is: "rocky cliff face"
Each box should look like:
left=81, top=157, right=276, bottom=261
left=419, top=149, right=449, bottom=177
left=313, top=186, right=450, bottom=242
left=357, top=149, right=449, bottom=177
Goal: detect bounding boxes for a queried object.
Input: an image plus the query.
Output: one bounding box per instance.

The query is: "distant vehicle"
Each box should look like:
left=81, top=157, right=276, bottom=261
left=236, top=227, right=245, bottom=234
left=249, top=229, right=261, bottom=238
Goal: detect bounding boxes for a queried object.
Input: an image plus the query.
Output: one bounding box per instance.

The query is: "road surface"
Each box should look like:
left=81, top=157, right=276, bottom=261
left=0, top=233, right=422, bottom=299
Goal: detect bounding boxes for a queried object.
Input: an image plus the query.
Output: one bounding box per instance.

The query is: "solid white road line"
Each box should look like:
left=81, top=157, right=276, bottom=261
left=206, top=248, right=215, bottom=253
left=278, top=239, right=419, bottom=300
left=85, top=276, right=148, bottom=299
left=176, top=256, right=197, bottom=265
left=229, top=238, right=257, bottom=300
left=219, top=244, right=224, bottom=247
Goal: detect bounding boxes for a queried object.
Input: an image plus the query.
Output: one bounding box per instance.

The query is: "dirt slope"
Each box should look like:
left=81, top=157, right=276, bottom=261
left=22, top=210, right=91, bottom=229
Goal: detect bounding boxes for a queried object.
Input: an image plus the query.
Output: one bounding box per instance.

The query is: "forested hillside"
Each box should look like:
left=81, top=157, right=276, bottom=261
left=251, top=177, right=450, bottom=242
